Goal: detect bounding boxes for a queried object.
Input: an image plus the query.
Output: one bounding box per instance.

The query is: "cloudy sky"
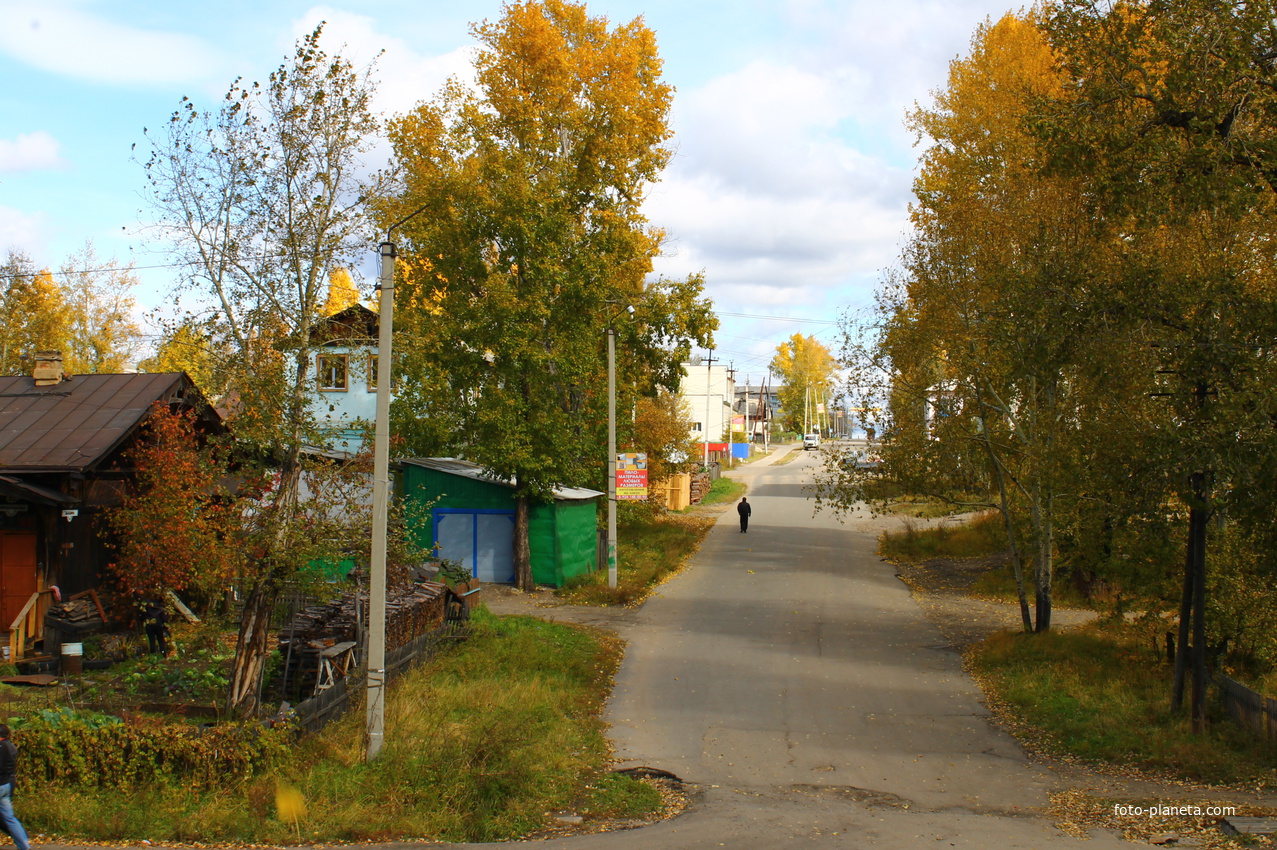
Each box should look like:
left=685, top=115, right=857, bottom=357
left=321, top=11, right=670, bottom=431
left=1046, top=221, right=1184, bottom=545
left=0, top=0, right=1019, bottom=376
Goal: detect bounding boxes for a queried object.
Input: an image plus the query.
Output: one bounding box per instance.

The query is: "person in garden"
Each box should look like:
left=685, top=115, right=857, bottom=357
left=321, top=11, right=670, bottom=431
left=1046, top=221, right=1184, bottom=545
left=142, top=596, right=169, bottom=656
left=0, top=725, right=30, bottom=850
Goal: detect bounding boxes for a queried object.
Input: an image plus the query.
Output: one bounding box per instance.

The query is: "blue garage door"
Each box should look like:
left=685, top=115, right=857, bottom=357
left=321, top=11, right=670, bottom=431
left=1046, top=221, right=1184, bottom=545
left=433, top=509, right=516, bottom=583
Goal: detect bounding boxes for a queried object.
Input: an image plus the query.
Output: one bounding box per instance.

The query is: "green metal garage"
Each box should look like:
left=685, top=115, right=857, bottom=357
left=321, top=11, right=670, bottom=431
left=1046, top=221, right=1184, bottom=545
left=399, top=458, right=603, bottom=587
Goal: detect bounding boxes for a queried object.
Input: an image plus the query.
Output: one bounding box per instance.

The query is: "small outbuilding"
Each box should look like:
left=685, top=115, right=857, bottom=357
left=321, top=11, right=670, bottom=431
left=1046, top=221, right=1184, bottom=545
left=399, top=458, right=603, bottom=587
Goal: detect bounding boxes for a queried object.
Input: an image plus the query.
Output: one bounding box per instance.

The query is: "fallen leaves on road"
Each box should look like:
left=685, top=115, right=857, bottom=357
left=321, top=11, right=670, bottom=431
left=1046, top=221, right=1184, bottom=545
left=1049, top=789, right=1277, bottom=847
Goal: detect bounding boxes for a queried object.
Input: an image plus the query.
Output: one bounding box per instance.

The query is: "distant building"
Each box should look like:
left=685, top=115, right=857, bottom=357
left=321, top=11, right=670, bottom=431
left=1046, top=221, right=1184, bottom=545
left=733, top=383, right=782, bottom=440
left=678, top=359, right=735, bottom=455
left=309, top=304, right=385, bottom=454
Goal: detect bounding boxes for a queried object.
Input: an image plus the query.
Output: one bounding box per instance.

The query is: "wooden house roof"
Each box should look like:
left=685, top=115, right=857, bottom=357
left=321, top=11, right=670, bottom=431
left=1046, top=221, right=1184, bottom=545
left=0, top=372, right=217, bottom=473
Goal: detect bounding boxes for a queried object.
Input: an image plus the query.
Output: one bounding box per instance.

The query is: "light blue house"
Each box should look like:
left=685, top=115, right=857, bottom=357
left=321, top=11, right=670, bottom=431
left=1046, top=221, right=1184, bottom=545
left=310, top=304, right=385, bottom=454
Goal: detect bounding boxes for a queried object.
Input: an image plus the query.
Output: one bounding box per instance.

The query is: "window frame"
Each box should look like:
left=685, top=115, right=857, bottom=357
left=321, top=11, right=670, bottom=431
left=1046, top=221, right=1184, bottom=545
left=316, top=353, right=349, bottom=392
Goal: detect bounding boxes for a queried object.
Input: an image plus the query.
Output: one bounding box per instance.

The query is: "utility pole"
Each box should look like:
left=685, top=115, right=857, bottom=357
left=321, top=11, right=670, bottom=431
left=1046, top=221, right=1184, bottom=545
left=702, top=350, right=718, bottom=467
left=607, top=327, right=617, bottom=590
left=367, top=239, right=394, bottom=763
left=804, top=385, right=810, bottom=436
left=726, top=362, right=736, bottom=467
left=762, top=376, right=770, bottom=452
left=367, top=203, right=428, bottom=763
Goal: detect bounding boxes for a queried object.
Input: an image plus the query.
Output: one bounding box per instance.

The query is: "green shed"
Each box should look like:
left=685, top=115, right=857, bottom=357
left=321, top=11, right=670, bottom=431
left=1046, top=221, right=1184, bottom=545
left=400, top=458, right=603, bottom=587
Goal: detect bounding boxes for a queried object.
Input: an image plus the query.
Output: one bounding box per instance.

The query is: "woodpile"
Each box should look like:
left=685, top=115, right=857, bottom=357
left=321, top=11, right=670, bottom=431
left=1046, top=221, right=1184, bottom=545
left=44, top=590, right=107, bottom=636
left=690, top=472, right=712, bottom=504
left=274, top=580, right=448, bottom=699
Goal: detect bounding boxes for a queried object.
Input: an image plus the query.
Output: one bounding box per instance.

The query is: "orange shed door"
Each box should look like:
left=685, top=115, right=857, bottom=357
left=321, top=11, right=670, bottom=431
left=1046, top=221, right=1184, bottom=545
left=0, top=533, right=38, bottom=630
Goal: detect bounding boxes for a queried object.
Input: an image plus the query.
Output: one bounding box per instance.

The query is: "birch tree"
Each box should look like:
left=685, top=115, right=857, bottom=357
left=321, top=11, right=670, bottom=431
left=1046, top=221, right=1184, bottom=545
left=143, top=24, right=384, bottom=715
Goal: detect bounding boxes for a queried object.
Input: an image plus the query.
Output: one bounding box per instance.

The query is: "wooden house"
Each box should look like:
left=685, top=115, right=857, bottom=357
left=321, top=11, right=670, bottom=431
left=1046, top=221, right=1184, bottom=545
left=0, top=353, right=221, bottom=641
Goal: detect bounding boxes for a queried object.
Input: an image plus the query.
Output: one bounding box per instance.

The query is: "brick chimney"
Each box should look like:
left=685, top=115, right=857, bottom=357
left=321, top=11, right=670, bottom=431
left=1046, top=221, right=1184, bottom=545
left=32, top=351, right=65, bottom=387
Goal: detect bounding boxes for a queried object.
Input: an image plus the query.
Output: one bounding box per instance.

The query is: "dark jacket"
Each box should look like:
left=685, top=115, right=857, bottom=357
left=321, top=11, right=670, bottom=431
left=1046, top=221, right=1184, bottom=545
left=0, top=738, right=18, bottom=788
left=737, top=500, right=751, bottom=518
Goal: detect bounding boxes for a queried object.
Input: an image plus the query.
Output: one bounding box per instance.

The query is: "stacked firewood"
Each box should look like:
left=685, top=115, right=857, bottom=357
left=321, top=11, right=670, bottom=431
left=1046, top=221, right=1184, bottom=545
left=274, top=580, right=448, bottom=699
left=44, top=591, right=107, bottom=635
left=690, top=472, right=712, bottom=504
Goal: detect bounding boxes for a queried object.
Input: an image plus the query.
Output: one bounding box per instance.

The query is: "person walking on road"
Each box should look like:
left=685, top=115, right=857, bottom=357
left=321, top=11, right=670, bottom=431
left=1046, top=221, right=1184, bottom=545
left=737, top=496, right=752, bottom=533
left=0, top=725, right=30, bottom=850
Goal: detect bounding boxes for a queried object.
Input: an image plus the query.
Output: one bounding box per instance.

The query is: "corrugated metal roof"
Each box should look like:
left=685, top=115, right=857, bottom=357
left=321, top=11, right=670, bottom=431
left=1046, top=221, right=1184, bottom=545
left=0, top=373, right=200, bottom=472
left=401, top=458, right=604, bottom=502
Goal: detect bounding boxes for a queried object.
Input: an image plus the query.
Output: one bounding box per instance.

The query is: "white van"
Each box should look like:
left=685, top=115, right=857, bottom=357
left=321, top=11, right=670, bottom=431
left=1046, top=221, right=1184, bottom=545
left=803, top=433, right=821, bottom=450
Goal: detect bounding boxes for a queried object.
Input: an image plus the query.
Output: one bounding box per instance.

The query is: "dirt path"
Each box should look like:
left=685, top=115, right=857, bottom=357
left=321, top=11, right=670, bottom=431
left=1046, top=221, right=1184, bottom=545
left=891, top=552, right=1098, bottom=647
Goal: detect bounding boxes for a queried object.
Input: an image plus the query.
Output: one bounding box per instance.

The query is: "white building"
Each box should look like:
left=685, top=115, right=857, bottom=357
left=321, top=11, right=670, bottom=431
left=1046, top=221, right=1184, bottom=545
left=678, top=358, right=736, bottom=449
left=309, top=304, right=386, bottom=454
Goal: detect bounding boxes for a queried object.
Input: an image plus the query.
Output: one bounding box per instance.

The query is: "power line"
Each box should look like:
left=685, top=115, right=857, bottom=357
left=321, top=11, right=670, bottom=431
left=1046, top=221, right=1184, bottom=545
left=714, top=310, right=839, bottom=325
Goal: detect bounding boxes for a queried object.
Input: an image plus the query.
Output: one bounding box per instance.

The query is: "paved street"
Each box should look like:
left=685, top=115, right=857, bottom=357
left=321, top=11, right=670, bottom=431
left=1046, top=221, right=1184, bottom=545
left=490, top=448, right=1130, bottom=849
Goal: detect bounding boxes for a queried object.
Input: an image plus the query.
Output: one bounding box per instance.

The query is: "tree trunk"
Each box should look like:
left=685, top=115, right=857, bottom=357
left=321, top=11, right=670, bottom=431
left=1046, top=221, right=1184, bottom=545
left=974, top=391, right=1032, bottom=633
left=513, top=487, right=533, bottom=591
left=1188, top=473, right=1210, bottom=734
left=1029, top=485, right=1053, bottom=632
left=225, top=580, right=278, bottom=717
left=1171, top=521, right=1195, bottom=711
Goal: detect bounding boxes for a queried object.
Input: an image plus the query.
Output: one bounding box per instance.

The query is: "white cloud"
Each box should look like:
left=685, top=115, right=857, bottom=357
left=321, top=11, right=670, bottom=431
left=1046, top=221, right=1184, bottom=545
left=0, top=1, right=223, bottom=86
left=0, top=205, right=50, bottom=256
left=647, top=58, right=911, bottom=315
left=0, top=131, right=65, bottom=172
left=292, top=6, right=477, bottom=118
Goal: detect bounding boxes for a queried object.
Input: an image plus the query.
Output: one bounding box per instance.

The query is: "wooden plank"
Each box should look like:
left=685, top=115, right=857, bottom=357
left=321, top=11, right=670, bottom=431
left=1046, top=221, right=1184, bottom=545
left=1, top=673, right=58, bottom=686
left=68, top=589, right=108, bottom=625
left=1222, top=817, right=1277, bottom=836
left=318, top=641, right=356, bottom=659
left=165, top=590, right=200, bottom=624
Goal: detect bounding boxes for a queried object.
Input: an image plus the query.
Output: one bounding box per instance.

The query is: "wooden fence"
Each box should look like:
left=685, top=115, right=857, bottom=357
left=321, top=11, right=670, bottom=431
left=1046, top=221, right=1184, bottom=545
left=1216, top=673, right=1277, bottom=742
left=289, top=620, right=468, bottom=734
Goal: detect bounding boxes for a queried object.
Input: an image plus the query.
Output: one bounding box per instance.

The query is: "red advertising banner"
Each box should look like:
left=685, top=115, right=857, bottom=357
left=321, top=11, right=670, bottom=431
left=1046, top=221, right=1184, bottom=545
left=617, top=452, right=648, bottom=500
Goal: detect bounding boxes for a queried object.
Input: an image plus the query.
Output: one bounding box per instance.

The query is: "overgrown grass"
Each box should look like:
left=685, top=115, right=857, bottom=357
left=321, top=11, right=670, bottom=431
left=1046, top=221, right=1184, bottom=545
left=18, top=608, right=659, bottom=843
left=559, top=512, right=714, bottom=606
left=699, top=476, right=747, bottom=506
left=878, top=511, right=1008, bottom=561
left=970, top=620, right=1277, bottom=785
left=970, top=562, right=1094, bottom=609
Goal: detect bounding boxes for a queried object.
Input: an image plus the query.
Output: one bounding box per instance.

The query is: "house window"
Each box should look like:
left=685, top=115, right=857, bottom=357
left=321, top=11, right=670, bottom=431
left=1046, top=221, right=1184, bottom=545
left=367, top=354, right=399, bottom=392
left=317, top=354, right=348, bottom=391
left=691, top=422, right=702, bottom=432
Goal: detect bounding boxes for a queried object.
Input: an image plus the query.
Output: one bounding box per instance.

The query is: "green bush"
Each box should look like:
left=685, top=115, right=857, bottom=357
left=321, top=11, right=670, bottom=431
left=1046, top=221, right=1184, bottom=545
left=17, top=714, right=292, bottom=790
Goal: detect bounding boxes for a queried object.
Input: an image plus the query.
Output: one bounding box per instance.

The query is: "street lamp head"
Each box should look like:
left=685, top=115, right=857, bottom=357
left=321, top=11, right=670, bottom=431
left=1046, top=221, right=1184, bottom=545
left=625, top=304, right=636, bottom=316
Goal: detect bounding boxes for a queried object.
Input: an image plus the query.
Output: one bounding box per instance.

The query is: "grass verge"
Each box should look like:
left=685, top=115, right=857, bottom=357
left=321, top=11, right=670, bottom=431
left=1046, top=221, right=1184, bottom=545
left=558, top=511, right=715, bottom=606
left=19, top=607, right=660, bottom=843
left=698, top=476, right=747, bottom=506
left=879, top=511, right=1007, bottom=561
left=969, top=619, right=1277, bottom=786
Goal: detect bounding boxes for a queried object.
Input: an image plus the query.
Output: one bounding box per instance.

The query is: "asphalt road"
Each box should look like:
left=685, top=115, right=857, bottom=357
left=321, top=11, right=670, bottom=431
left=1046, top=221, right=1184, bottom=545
left=492, top=448, right=1131, bottom=849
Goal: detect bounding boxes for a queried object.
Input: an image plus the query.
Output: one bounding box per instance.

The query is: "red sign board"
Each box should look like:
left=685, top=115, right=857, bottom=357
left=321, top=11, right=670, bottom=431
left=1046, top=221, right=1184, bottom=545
left=617, top=453, right=648, bottom=500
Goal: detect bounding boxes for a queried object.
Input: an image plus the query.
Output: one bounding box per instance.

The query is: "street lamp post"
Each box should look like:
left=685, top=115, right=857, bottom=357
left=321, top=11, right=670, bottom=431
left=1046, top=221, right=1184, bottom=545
left=366, top=239, right=394, bottom=763
left=604, top=306, right=634, bottom=591
left=367, top=205, right=428, bottom=763
left=607, top=327, right=617, bottom=590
